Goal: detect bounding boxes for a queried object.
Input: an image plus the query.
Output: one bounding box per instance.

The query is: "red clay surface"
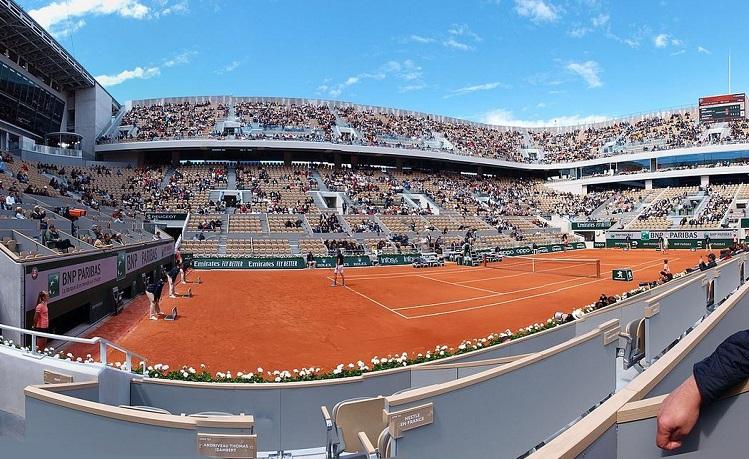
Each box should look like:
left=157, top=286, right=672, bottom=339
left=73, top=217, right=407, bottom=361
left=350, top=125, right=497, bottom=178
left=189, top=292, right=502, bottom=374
left=66, top=249, right=707, bottom=372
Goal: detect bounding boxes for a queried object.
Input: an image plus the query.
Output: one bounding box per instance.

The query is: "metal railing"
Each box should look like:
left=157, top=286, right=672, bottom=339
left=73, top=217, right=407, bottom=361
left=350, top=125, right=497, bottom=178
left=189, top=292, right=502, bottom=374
left=29, top=144, right=83, bottom=158
left=0, top=323, right=147, bottom=373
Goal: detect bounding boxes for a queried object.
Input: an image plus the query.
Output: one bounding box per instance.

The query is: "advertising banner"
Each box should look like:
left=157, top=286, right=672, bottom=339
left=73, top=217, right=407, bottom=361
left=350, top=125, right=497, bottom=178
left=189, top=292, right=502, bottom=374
left=378, top=253, right=421, bottom=266
left=606, top=229, right=735, bottom=249
left=192, top=257, right=306, bottom=270
left=145, top=213, right=188, bottom=221
left=25, top=257, right=117, bottom=312
left=118, top=242, right=175, bottom=280
left=571, top=221, right=614, bottom=230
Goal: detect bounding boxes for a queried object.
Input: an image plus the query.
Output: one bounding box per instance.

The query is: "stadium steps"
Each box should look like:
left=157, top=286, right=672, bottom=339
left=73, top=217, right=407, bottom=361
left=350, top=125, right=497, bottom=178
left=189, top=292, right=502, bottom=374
left=332, top=108, right=351, bottom=128
left=309, top=191, right=329, bottom=211
left=288, top=239, right=300, bottom=256
left=300, top=215, right=314, bottom=235
left=309, top=169, right=328, bottom=191
left=589, top=195, right=619, bottom=219
left=227, top=164, right=237, bottom=189
left=625, top=187, right=669, bottom=229
left=259, top=213, right=270, bottom=232
left=160, top=166, right=175, bottom=189
left=336, top=213, right=353, bottom=233
left=722, top=185, right=743, bottom=226
left=372, top=215, right=392, bottom=236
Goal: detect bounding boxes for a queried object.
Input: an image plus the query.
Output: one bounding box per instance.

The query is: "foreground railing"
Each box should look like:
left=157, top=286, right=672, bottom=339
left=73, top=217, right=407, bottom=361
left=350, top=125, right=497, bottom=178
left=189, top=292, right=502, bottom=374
left=0, top=323, right=147, bottom=372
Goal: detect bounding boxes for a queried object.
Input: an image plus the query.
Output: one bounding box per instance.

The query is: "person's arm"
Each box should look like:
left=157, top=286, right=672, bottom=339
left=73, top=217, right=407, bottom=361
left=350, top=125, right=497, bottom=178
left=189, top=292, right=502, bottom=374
left=657, top=330, right=749, bottom=450
left=33, top=307, right=40, bottom=328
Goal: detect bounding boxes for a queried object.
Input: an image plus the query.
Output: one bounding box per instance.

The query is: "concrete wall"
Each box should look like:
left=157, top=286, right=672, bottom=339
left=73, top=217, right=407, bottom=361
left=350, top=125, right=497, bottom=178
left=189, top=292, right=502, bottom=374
left=0, top=251, right=24, bottom=335
left=75, top=84, right=113, bottom=159
left=0, top=345, right=101, bottom=417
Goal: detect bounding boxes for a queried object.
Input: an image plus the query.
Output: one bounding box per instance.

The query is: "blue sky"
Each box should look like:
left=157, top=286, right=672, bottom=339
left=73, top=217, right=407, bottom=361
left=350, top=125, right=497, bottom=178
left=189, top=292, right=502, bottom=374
left=15, top=0, right=749, bottom=126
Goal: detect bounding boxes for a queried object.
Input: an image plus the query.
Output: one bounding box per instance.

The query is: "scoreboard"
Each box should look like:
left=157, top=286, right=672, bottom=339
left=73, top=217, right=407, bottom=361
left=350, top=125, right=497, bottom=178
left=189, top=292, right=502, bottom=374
left=698, top=93, right=746, bottom=123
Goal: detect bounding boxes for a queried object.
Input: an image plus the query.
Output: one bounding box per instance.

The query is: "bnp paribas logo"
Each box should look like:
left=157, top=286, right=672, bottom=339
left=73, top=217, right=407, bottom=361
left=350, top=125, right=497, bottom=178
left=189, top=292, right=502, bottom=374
left=117, top=251, right=126, bottom=280
left=47, top=273, right=60, bottom=298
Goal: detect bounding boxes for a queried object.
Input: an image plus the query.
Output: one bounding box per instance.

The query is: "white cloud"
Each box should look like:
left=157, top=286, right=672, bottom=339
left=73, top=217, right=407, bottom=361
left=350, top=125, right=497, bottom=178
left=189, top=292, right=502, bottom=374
left=654, top=33, right=684, bottom=49
left=29, top=0, right=185, bottom=36
left=670, top=49, right=686, bottom=56
left=156, top=0, right=188, bottom=17
left=566, top=60, right=602, bottom=88
left=591, top=13, right=609, bottom=27
left=697, top=46, right=711, bottom=55
left=319, top=60, right=424, bottom=98
left=399, top=83, right=427, bottom=93
left=29, top=0, right=150, bottom=34
left=214, top=60, right=241, bottom=75
left=409, top=34, right=435, bottom=44
left=95, top=66, right=160, bottom=87
left=442, top=38, right=472, bottom=51
left=96, top=49, right=194, bottom=86
left=446, top=81, right=510, bottom=98
left=514, top=0, right=559, bottom=23
left=448, top=23, right=482, bottom=42
left=654, top=33, right=669, bottom=48
left=51, top=18, right=86, bottom=38
left=568, top=26, right=590, bottom=38
left=163, top=50, right=196, bottom=67
left=479, top=108, right=609, bottom=127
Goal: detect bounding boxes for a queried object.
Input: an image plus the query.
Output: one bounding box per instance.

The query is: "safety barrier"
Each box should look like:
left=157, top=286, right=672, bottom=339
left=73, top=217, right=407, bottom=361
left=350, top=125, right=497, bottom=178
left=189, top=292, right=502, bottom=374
left=529, top=263, right=749, bottom=457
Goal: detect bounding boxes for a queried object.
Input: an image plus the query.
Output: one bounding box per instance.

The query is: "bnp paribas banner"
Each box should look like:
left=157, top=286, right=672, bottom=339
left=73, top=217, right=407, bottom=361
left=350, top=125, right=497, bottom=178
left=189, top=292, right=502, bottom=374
left=117, top=242, right=175, bottom=280
left=24, top=257, right=117, bottom=312
left=192, top=257, right=306, bottom=270
left=606, top=230, right=737, bottom=249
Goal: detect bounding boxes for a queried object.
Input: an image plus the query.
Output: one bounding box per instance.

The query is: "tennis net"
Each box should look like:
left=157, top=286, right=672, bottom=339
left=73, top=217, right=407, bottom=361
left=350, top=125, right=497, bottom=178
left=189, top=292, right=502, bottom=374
left=485, top=256, right=601, bottom=278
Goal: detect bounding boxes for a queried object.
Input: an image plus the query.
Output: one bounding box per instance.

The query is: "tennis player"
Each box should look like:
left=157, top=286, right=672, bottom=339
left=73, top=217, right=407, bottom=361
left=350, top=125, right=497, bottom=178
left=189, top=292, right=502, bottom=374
left=332, top=249, right=345, bottom=287
left=561, top=233, right=568, bottom=251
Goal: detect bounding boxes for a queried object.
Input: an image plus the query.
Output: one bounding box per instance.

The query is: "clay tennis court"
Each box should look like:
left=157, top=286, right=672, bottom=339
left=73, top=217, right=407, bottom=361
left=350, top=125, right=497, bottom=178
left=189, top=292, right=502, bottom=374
left=67, top=249, right=706, bottom=372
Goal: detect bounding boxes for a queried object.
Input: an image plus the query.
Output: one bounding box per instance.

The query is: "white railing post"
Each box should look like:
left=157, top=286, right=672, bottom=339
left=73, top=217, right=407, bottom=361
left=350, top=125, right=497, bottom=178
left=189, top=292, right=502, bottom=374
left=99, top=342, right=108, bottom=365
left=125, top=354, right=132, bottom=372
left=30, top=334, right=36, bottom=354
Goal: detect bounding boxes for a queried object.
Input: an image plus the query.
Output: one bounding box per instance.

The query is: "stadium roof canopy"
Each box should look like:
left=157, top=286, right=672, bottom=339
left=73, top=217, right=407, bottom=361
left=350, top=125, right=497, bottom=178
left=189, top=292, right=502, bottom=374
left=0, top=0, right=95, bottom=91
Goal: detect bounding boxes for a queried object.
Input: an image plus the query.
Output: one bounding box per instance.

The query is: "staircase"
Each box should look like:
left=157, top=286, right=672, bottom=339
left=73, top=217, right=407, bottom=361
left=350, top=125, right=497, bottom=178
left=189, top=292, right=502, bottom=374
left=227, top=163, right=237, bottom=189
left=259, top=213, right=270, bottom=233
left=309, top=169, right=329, bottom=191
left=289, top=239, right=300, bottom=255
left=160, top=166, right=176, bottom=188
left=217, top=214, right=230, bottom=255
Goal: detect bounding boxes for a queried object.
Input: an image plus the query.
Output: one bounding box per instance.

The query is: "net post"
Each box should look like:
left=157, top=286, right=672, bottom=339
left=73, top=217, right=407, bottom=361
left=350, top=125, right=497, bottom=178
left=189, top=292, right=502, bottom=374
left=596, top=259, right=601, bottom=278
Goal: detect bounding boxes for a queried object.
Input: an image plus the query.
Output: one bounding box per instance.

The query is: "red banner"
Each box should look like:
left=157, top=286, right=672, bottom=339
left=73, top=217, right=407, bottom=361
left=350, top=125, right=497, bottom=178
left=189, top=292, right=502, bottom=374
left=699, top=93, right=745, bottom=106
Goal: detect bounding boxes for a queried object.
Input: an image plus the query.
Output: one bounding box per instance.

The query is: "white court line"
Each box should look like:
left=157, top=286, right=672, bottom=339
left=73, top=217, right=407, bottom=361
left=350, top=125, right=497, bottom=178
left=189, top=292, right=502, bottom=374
left=403, top=257, right=674, bottom=319
left=341, top=266, right=492, bottom=281
left=415, top=274, right=499, bottom=294
left=333, top=281, right=409, bottom=319
left=395, top=274, right=590, bottom=311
